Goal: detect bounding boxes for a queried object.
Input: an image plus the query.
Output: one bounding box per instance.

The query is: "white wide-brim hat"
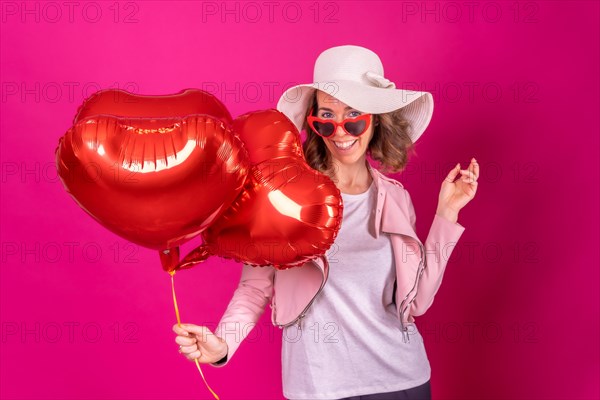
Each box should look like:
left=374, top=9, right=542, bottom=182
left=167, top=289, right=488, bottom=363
left=276, top=45, right=434, bottom=143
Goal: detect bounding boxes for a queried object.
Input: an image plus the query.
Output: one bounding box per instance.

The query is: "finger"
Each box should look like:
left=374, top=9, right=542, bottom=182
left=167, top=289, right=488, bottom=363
left=445, top=163, right=461, bottom=182
left=180, top=324, right=211, bottom=341
left=187, top=349, right=202, bottom=361
left=180, top=344, right=198, bottom=354
left=175, top=335, right=197, bottom=346
left=460, top=169, right=473, bottom=182
left=467, top=158, right=479, bottom=179
left=459, top=169, right=476, bottom=182
left=470, top=157, right=479, bottom=180
left=173, top=324, right=190, bottom=337
left=469, top=180, right=479, bottom=195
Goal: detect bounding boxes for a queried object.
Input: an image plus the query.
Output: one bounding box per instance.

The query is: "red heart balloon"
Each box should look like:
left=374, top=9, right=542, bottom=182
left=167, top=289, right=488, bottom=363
left=74, top=88, right=233, bottom=125
left=55, top=89, right=250, bottom=272
left=177, top=109, right=343, bottom=270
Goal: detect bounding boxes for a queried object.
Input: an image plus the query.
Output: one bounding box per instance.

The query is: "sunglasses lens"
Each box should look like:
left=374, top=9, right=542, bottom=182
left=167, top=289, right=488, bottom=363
left=344, top=120, right=367, bottom=136
left=314, top=121, right=335, bottom=137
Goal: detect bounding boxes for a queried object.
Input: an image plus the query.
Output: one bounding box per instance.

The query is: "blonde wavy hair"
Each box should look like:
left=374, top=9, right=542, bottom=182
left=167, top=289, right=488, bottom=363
left=301, top=90, right=416, bottom=175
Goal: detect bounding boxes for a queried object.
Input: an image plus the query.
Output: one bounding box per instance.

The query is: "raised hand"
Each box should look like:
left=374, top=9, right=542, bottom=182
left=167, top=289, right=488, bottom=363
left=436, top=158, right=479, bottom=222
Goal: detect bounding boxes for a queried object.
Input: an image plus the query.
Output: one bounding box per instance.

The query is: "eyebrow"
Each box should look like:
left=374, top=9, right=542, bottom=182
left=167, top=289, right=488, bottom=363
left=318, top=106, right=354, bottom=112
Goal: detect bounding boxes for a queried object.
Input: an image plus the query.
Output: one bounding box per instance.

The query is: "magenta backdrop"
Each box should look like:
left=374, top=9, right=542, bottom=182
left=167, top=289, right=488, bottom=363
left=1, top=1, right=599, bottom=399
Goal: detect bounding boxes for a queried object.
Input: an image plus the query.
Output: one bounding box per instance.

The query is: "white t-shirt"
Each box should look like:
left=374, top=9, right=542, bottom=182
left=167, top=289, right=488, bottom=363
left=281, top=180, right=431, bottom=400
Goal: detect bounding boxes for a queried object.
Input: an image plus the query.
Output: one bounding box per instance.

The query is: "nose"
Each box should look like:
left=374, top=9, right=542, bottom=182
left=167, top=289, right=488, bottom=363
left=334, top=124, right=346, bottom=137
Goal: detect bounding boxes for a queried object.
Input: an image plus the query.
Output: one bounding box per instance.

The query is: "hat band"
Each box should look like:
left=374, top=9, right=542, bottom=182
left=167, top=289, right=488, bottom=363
left=313, top=71, right=396, bottom=90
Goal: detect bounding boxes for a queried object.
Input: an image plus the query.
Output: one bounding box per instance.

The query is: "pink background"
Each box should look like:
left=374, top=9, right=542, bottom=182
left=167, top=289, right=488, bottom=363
left=1, top=1, right=599, bottom=399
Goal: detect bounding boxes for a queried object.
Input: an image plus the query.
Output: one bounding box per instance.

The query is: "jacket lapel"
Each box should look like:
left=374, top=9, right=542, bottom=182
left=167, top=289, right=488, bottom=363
left=368, top=165, right=421, bottom=242
left=310, top=254, right=328, bottom=278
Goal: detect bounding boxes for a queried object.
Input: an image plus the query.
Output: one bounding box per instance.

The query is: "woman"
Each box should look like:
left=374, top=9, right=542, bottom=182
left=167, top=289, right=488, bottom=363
left=173, top=45, right=479, bottom=399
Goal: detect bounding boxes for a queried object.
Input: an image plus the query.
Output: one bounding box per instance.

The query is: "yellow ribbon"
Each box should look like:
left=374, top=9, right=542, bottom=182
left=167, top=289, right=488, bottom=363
left=170, top=270, right=220, bottom=400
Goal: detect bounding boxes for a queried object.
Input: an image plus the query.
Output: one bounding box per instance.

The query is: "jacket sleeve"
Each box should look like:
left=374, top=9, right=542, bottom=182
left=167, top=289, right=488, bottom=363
left=211, top=263, right=275, bottom=367
left=404, top=190, right=466, bottom=317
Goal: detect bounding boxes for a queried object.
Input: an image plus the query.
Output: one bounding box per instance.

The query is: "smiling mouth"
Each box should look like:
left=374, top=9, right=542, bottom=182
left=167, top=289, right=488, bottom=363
left=333, top=140, right=357, bottom=150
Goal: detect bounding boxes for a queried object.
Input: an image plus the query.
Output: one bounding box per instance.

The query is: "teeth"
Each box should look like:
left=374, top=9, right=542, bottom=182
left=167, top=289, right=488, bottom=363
left=334, top=140, right=357, bottom=149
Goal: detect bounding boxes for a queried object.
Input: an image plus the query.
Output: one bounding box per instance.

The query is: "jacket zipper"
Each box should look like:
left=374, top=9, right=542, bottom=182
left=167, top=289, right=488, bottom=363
left=273, top=257, right=329, bottom=330
left=398, top=241, right=426, bottom=344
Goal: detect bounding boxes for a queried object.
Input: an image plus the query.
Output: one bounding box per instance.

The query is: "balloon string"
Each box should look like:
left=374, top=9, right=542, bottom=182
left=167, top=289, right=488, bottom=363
left=170, top=271, right=220, bottom=400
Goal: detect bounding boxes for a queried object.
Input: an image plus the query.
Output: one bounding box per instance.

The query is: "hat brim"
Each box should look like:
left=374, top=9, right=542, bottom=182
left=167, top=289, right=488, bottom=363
left=276, top=81, right=433, bottom=143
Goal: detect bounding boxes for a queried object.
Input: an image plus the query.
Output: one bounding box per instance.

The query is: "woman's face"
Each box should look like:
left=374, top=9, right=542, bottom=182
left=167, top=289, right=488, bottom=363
left=314, top=91, right=375, bottom=167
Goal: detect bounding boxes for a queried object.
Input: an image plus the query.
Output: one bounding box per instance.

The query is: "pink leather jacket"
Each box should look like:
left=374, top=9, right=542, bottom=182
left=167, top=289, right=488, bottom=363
left=213, top=164, right=465, bottom=366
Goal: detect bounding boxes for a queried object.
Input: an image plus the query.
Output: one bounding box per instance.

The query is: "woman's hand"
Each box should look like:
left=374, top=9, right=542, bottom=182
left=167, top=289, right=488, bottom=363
left=436, top=158, right=479, bottom=222
left=173, top=323, right=228, bottom=364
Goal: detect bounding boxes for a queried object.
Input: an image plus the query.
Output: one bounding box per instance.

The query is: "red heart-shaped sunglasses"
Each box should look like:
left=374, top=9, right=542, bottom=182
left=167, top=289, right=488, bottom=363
left=307, top=107, right=372, bottom=138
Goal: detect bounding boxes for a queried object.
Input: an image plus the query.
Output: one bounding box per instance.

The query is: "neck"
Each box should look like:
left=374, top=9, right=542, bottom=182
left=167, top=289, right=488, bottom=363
left=327, top=158, right=373, bottom=194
